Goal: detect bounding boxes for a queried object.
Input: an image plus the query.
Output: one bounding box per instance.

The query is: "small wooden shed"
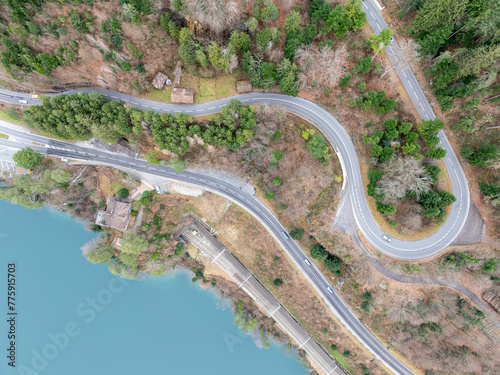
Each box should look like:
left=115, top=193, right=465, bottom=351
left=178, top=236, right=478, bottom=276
left=173, top=62, right=182, bottom=86
left=171, top=88, right=195, bottom=104
left=237, top=80, right=253, bottom=94
left=152, top=72, right=168, bottom=89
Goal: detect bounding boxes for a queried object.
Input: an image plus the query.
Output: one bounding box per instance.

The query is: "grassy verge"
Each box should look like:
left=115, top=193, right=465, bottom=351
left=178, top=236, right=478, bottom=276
left=0, top=110, right=24, bottom=126
left=0, top=133, right=8, bottom=139
left=143, top=72, right=239, bottom=105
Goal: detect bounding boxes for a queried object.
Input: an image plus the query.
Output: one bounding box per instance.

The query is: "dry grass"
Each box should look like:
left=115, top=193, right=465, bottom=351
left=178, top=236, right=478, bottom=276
left=144, top=71, right=239, bottom=104
left=214, top=204, right=385, bottom=374
left=342, top=233, right=499, bottom=375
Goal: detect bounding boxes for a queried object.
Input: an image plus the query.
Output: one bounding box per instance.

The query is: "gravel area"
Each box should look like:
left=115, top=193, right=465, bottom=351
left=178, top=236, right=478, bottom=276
left=450, top=198, right=485, bottom=246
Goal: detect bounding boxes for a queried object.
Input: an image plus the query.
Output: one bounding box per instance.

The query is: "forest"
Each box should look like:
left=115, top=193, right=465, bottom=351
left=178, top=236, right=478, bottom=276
left=363, top=117, right=454, bottom=229
left=400, top=0, right=500, bottom=111
left=0, top=1, right=499, bottom=374
left=22, top=92, right=256, bottom=155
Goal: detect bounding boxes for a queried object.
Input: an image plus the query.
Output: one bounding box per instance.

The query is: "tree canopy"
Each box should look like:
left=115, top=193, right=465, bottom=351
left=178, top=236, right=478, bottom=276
left=86, top=245, right=115, bottom=265
left=120, top=233, right=149, bottom=255
left=12, top=147, right=44, bottom=169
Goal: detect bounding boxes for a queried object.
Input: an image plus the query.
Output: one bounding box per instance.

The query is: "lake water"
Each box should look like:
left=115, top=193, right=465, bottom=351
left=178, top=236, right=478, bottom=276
left=0, top=200, right=307, bottom=375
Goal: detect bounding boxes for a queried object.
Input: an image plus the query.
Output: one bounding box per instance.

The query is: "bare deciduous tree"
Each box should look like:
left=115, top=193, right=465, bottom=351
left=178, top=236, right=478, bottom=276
left=399, top=37, right=422, bottom=67
left=295, top=44, right=349, bottom=91
left=376, top=156, right=432, bottom=200
left=280, top=0, right=298, bottom=11
left=266, top=47, right=284, bottom=63
left=80, top=238, right=105, bottom=257
left=228, top=54, right=239, bottom=73
left=182, top=0, right=240, bottom=33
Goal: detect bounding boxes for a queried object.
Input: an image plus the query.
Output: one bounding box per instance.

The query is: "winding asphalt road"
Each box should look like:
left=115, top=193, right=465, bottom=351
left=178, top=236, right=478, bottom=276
left=0, top=2, right=473, bottom=372
left=0, top=125, right=414, bottom=375
left=0, top=88, right=469, bottom=260
left=361, top=0, right=471, bottom=255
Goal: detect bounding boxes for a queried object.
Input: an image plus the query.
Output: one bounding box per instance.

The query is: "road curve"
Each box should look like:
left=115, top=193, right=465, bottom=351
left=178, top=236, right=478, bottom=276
left=361, top=0, right=471, bottom=257
left=0, top=128, right=414, bottom=375
left=0, top=87, right=469, bottom=260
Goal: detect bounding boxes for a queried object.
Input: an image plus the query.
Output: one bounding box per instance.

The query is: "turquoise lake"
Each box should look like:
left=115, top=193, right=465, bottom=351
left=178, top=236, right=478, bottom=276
left=0, top=200, right=307, bottom=375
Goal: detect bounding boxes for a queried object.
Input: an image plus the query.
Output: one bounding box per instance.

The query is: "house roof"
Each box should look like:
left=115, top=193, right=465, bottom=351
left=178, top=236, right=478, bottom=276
left=171, top=88, right=195, bottom=104
left=152, top=72, right=168, bottom=90
left=95, top=197, right=132, bottom=231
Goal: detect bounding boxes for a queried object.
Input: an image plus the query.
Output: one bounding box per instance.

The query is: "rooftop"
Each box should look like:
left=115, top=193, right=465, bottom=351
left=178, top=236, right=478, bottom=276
left=95, top=197, right=132, bottom=231
left=171, top=88, right=195, bottom=104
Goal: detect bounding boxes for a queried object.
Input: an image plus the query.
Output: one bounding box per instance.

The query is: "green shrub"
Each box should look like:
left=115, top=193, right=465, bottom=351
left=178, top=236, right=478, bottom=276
left=360, top=301, right=373, bottom=313
left=278, top=203, right=287, bottom=211
left=120, top=61, right=131, bottom=72
left=310, top=245, right=329, bottom=261
left=12, top=147, right=44, bottom=169
left=361, top=291, right=373, bottom=301
left=175, top=243, right=185, bottom=256
left=357, top=82, right=367, bottom=92
left=265, top=192, right=274, bottom=199
left=402, top=264, right=422, bottom=273
left=271, top=150, right=283, bottom=162
left=272, top=177, right=282, bottom=186
left=376, top=202, right=396, bottom=216
left=482, top=258, right=499, bottom=275
left=141, top=224, right=151, bottom=231
left=5, top=109, right=20, bottom=121
left=325, top=256, right=342, bottom=275
left=273, top=278, right=284, bottom=287
left=117, top=188, right=129, bottom=198
left=339, top=74, right=352, bottom=89
left=139, top=191, right=152, bottom=206
left=90, top=224, right=102, bottom=233
left=289, top=228, right=304, bottom=240
left=353, top=57, right=373, bottom=74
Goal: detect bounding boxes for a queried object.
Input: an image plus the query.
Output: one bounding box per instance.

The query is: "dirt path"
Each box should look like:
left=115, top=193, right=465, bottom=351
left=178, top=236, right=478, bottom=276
left=334, top=191, right=500, bottom=329
left=350, top=232, right=500, bottom=329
